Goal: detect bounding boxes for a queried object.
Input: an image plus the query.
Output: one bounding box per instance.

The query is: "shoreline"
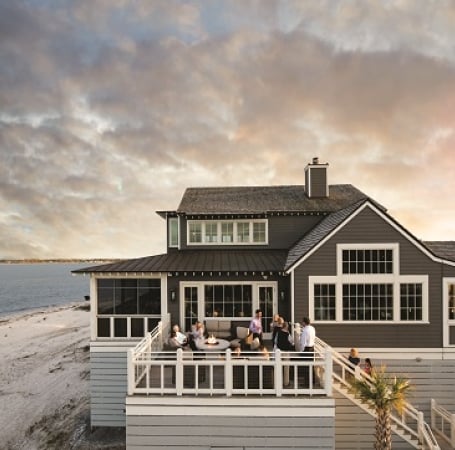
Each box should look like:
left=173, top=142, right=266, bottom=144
left=0, top=302, right=125, bottom=449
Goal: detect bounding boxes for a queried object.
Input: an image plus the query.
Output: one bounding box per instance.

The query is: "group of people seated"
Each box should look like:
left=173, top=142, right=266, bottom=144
left=167, top=321, right=205, bottom=350
left=348, top=348, right=373, bottom=375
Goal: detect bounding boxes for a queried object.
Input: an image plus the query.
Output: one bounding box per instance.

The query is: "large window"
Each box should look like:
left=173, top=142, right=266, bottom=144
left=96, top=278, right=162, bottom=338
left=187, top=219, right=267, bottom=245
left=204, top=284, right=252, bottom=318
left=343, top=284, right=393, bottom=321
left=97, top=279, right=161, bottom=315
left=342, top=249, right=393, bottom=274
left=310, top=244, right=428, bottom=323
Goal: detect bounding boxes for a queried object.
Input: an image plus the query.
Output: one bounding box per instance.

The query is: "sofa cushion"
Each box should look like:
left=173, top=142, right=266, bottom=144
left=236, top=326, right=249, bottom=340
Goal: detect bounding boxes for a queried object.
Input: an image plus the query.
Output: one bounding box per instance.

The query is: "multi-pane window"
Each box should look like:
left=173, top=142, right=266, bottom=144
left=342, top=249, right=393, bottom=274
left=187, top=219, right=267, bottom=245
left=189, top=222, right=202, bottom=243
left=205, top=222, right=218, bottom=242
left=221, top=222, right=234, bottom=242
left=400, top=283, right=423, bottom=320
left=450, top=284, right=455, bottom=321
left=314, top=284, right=336, bottom=321
left=342, top=284, right=393, bottom=321
left=204, top=284, right=252, bottom=318
left=168, top=218, right=179, bottom=247
left=253, top=222, right=266, bottom=243
left=237, top=222, right=250, bottom=242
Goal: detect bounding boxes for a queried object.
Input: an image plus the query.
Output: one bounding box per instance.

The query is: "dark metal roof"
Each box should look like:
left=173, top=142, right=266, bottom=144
left=423, top=241, right=455, bottom=262
left=73, top=249, right=288, bottom=274
left=285, top=199, right=368, bottom=270
left=175, top=184, right=371, bottom=215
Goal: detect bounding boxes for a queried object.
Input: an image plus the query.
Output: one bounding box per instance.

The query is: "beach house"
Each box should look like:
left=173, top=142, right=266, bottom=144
left=75, top=158, right=455, bottom=449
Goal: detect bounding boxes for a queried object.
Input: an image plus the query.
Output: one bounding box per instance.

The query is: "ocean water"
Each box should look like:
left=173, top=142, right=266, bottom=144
left=0, top=263, right=91, bottom=316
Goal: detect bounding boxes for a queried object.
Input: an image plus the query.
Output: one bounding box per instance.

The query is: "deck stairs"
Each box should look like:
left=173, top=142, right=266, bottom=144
left=314, top=337, right=441, bottom=450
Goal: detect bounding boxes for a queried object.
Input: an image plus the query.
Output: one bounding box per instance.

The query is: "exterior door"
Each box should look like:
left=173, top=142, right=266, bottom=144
left=258, top=284, right=276, bottom=338
left=443, top=279, right=455, bottom=347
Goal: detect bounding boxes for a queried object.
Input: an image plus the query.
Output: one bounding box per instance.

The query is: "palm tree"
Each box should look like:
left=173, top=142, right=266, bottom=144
left=349, top=365, right=412, bottom=450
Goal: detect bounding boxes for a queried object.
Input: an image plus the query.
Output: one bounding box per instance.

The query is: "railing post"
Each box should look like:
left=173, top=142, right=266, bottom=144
left=324, top=347, right=332, bottom=396
left=451, top=411, right=455, bottom=448
left=176, top=348, right=183, bottom=396
left=417, top=411, right=424, bottom=445
left=275, top=349, right=282, bottom=397
left=225, top=349, right=232, bottom=397
left=127, top=348, right=135, bottom=396
left=431, top=398, right=436, bottom=430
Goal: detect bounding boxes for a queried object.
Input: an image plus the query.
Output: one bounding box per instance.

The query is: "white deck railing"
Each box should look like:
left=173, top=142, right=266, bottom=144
left=431, top=398, right=455, bottom=448
left=314, top=336, right=440, bottom=450
left=128, top=344, right=333, bottom=397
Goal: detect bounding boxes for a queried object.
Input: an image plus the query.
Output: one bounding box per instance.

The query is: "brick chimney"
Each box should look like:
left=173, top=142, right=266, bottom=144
left=305, top=157, right=329, bottom=198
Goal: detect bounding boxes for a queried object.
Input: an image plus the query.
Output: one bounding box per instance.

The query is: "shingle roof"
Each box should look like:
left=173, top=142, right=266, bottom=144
left=285, top=199, right=368, bottom=270
left=175, top=184, right=370, bottom=215
left=73, top=249, right=288, bottom=274
left=423, top=241, right=455, bottom=262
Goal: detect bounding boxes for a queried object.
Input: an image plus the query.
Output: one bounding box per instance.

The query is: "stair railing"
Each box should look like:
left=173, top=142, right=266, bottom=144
left=431, top=398, right=455, bottom=448
left=314, top=336, right=440, bottom=450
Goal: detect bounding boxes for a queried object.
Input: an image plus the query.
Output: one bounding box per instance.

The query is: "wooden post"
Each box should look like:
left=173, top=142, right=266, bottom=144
left=274, top=349, right=282, bottom=397
left=324, top=347, right=332, bottom=396
left=225, top=349, right=232, bottom=397
left=127, top=348, right=135, bottom=396
left=176, top=348, right=183, bottom=396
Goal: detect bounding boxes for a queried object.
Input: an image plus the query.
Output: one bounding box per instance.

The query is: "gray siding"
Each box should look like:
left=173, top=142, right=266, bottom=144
left=90, top=347, right=130, bottom=427
left=126, top=399, right=335, bottom=449
left=294, top=206, right=450, bottom=348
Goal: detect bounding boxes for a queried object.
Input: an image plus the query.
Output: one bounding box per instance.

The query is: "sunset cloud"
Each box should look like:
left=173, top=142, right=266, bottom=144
left=0, top=0, right=454, bottom=259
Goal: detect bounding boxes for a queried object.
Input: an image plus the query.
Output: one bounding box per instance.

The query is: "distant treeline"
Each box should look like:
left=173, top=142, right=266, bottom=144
left=0, top=259, right=123, bottom=264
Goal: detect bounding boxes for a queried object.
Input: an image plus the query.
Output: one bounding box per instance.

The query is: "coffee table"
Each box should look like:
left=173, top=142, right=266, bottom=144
left=195, top=338, right=230, bottom=351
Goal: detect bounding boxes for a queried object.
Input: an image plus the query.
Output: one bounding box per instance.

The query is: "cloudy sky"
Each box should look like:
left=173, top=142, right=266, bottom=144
left=1, top=0, right=454, bottom=259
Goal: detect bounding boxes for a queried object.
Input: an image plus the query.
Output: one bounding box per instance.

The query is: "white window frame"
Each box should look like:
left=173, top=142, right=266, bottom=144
left=443, top=278, right=455, bottom=347
left=308, top=243, right=429, bottom=324
left=187, top=219, right=268, bottom=246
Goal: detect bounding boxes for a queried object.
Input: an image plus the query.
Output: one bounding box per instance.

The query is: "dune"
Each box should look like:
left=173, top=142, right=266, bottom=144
left=0, top=302, right=125, bottom=449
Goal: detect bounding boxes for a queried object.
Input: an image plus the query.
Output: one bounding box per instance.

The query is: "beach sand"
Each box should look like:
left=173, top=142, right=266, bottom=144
left=0, top=303, right=125, bottom=449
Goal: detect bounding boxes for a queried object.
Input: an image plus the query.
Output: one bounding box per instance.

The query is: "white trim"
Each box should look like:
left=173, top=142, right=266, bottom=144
left=286, top=201, right=455, bottom=274
left=179, top=280, right=277, bottom=328
left=443, top=278, right=455, bottom=347
left=126, top=397, right=335, bottom=417
left=336, top=243, right=399, bottom=276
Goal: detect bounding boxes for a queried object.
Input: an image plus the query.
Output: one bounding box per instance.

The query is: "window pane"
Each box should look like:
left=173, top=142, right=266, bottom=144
left=253, top=222, right=266, bottom=243
left=205, top=222, right=218, bottom=242
left=314, top=283, right=336, bottom=321
left=189, top=222, right=202, bottom=243
left=169, top=218, right=179, bottom=247
left=221, top=222, right=234, bottom=242
left=114, top=318, right=127, bottom=337
left=237, top=222, right=250, bottom=242
left=97, top=318, right=110, bottom=337
left=131, top=318, right=145, bottom=337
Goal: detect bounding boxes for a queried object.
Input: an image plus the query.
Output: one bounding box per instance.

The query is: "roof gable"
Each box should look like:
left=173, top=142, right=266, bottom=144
left=286, top=200, right=455, bottom=273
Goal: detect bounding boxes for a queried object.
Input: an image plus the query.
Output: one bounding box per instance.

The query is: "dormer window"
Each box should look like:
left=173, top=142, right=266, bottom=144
left=187, top=219, right=268, bottom=245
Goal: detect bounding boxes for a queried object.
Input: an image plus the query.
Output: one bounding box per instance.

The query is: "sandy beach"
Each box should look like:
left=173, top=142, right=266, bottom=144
left=0, top=303, right=125, bottom=449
